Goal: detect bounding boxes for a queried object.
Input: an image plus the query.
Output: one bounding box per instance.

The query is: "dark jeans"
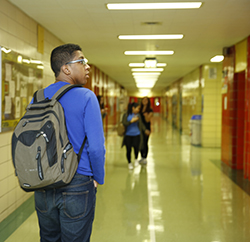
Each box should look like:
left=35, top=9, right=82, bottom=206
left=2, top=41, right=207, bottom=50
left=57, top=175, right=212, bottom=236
left=35, top=173, right=96, bottom=242
left=124, top=135, right=140, bottom=163
left=140, top=133, right=149, bottom=159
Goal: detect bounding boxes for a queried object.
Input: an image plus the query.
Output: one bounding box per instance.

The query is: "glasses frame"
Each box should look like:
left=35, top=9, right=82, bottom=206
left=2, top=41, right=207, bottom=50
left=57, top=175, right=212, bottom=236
left=66, top=58, right=88, bottom=65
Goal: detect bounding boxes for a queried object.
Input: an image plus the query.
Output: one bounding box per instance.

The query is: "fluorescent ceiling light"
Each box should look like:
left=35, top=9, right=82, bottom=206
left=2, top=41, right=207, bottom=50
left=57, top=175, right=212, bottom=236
left=22, top=59, right=31, bottom=64
left=1, top=47, right=11, bottom=53
left=119, top=34, right=183, bottom=40
left=30, top=60, right=43, bottom=64
left=107, top=2, right=202, bottom=10
left=129, top=63, right=145, bottom=67
left=136, top=83, right=155, bottom=88
left=125, top=51, right=174, bottom=55
left=134, top=77, right=158, bottom=81
left=135, top=80, right=157, bottom=85
left=129, top=63, right=167, bottom=67
left=139, top=88, right=151, bottom=95
left=135, top=78, right=157, bottom=84
left=22, top=59, right=44, bottom=64
left=210, top=55, right=224, bottom=62
left=139, top=89, right=151, bottom=96
left=133, top=72, right=161, bottom=76
left=17, top=55, right=23, bottom=63
left=157, top=63, right=167, bottom=67
left=135, top=78, right=157, bottom=82
left=134, top=78, right=159, bottom=82
left=134, top=76, right=159, bottom=80
left=132, top=68, right=164, bottom=72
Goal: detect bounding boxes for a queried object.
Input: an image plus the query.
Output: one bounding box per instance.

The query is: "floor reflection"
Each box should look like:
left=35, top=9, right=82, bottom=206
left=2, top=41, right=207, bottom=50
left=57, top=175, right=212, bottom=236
left=3, top=116, right=250, bottom=242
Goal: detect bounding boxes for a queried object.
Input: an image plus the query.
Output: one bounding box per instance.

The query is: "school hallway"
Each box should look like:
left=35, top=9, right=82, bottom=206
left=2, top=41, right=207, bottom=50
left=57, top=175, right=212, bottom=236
left=1, top=116, right=250, bottom=242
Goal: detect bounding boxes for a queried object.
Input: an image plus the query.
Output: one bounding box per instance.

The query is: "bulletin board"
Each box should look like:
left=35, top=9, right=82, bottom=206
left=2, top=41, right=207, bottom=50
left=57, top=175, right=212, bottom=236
left=1, top=46, right=43, bottom=132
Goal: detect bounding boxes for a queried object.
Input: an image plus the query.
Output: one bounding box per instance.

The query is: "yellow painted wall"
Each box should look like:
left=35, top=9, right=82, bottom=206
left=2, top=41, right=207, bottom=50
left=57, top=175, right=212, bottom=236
left=181, top=68, right=202, bottom=135
left=164, top=85, right=179, bottom=128
left=0, top=0, right=64, bottom=223
left=201, top=64, right=222, bottom=148
left=235, top=39, right=247, bottom=73
left=162, top=64, right=222, bottom=148
left=0, top=0, right=125, bottom=223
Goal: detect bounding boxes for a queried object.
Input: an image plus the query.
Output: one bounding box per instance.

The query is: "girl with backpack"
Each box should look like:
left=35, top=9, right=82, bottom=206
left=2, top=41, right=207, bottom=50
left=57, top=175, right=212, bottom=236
left=121, top=102, right=150, bottom=169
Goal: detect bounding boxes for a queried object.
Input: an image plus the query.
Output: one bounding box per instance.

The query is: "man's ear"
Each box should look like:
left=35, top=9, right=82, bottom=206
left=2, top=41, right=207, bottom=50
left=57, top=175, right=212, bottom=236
left=62, top=65, right=71, bottom=75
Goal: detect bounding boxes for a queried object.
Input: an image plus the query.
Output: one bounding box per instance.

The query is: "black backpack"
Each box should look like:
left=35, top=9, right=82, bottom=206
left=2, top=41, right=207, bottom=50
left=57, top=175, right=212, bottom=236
left=11, top=84, right=86, bottom=192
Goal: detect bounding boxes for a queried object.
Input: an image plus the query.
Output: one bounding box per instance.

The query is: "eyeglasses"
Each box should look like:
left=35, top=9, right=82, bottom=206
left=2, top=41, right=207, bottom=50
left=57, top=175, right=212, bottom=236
left=66, top=58, right=88, bottom=65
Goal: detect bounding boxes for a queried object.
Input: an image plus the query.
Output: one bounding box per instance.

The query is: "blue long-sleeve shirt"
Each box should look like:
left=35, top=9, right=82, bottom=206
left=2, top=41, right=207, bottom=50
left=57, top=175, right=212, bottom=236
left=42, top=81, right=106, bottom=184
left=125, top=114, right=140, bottom=136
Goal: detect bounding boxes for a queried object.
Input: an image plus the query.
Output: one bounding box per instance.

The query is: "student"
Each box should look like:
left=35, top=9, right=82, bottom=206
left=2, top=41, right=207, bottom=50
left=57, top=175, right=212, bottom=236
left=97, top=95, right=108, bottom=119
left=139, top=97, right=153, bottom=165
left=34, top=44, right=106, bottom=242
left=121, top=102, right=150, bottom=169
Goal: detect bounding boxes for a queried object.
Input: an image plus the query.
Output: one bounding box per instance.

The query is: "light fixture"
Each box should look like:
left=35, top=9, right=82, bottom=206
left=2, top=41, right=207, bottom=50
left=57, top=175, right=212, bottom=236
left=118, top=34, right=183, bottom=40
left=132, top=68, right=164, bottom=72
left=136, top=79, right=156, bottom=88
left=137, top=83, right=155, bottom=88
left=144, top=58, right=157, bottom=68
left=129, top=63, right=167, bottom=67
left=139, top=89, right=151, bottom=96
left=17, top=55, right=23, bottom=63
left=135, top=79, right=157, bottom=84
left=133, top=72, right=161, bottom=76
left=139, top=88, right=151, bottom=94
left=1, top=47, right=11, bottom=53
left=22, top=59, right=31, bottom=64
left=37, top=65, right=44, bottom=69
left=134, top=77, right=158, bottom=81
left=129, top=63, right=145, bottom=67
left=157, top=63, right=167, bottom=67
left=107, top=2, right=203, bottom=10
left=30, top=60, right=43, bottom=64
left=125, top=51, right=174, bottom=55
left=210, top=55, right=224, bottom=63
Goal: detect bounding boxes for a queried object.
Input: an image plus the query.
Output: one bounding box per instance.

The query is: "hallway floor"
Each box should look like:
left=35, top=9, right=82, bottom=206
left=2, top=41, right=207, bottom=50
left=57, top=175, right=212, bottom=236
left=1, top=117, right=250, bottom=242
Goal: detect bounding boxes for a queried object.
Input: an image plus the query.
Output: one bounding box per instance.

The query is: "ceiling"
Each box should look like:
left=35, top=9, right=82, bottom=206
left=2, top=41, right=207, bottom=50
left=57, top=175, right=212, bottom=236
left=8, top=0, right=250, bottom=95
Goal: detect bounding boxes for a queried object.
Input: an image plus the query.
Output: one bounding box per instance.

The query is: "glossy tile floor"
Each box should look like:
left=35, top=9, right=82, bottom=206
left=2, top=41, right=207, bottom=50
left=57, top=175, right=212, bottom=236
left=2, top=116, right=250, bottom=242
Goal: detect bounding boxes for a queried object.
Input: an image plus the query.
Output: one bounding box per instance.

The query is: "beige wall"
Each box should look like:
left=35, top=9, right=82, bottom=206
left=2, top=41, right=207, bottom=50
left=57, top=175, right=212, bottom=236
left=201, top=63, right=222, bottom=148
left=162, top=63, right=222, bottom=148
left=181, top=68, right=202, bottom=135
left=0, top=0, right=63, bottom=223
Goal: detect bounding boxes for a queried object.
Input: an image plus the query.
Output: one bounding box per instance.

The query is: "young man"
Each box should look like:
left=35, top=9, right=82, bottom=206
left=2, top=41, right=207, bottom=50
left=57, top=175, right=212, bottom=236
left=34, top=44, right=105, bottom=242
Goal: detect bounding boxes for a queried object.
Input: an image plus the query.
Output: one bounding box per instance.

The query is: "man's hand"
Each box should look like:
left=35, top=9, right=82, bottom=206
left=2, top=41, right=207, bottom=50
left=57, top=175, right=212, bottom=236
left=93, top=180, right=98, bottom=188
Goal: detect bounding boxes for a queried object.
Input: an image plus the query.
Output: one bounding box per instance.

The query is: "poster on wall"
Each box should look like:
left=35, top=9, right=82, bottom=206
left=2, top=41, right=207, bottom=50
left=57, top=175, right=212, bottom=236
left=1, top=46, right=43, bottom=132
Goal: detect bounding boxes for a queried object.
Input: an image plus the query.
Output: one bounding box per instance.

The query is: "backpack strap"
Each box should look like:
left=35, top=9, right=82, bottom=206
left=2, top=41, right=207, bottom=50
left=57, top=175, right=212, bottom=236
left=33, top=89, right=45, bottom=103
left=52, top=84, right=83, bottom=101
left=77, top=136, right=87, bottom=162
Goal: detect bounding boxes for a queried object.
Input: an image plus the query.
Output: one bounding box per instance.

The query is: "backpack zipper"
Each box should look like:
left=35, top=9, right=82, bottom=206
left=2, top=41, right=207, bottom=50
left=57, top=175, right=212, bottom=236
left=22, top=115, right=49, bottom=127
left=22, top=111, right=64, bottom=147
left=36, top=131, right=49, bottom=143
left=36, top=146, right=44, bottom=180
left=61, top=143, right=73, bottom=173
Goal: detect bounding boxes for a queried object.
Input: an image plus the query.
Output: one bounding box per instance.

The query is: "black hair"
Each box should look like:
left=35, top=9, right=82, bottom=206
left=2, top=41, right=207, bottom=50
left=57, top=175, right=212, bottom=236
left=127, top=102, right=139, bottom=115
left=50, top=44, right=82, bottom=77
left=140, top=97, right=151, bottom=113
